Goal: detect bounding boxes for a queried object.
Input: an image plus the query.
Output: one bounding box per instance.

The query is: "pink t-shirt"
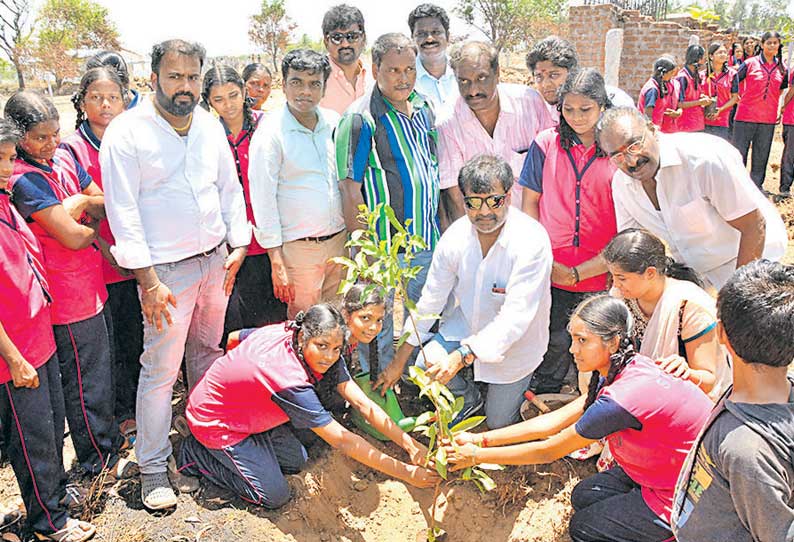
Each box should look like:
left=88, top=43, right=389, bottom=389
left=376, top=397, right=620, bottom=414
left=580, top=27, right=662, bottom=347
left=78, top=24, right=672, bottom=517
left=676, top=67, right=706, bottom=132
left=735, top=56, right=787, bottom=124
left=783, top=71, right=794, bottom=126
left=600, top=355, right=712, bottom=522
left=319, top=59, right=370, bottom=115
left=704, top=68, right=739, bottom=128
left=638, top=77, right=680, bottom=133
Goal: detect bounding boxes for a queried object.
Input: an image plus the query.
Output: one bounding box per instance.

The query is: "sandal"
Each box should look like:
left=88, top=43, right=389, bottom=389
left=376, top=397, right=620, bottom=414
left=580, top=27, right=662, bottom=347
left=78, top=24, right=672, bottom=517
left=59, top=484, right=88, bottom=513
left=118, top=419, right=136, bottom=450
left=103, top=457, right=139, bottom=484
left=172, top=415, right=190, bottom=439
left=141, top=472, right=177, bottom=510
left=35, top=517, right=96, bottom=541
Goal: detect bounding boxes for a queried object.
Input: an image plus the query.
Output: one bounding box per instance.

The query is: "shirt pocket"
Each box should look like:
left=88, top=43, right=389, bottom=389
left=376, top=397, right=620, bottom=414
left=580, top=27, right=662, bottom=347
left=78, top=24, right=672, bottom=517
left=676, top=197, right=713, bottom=235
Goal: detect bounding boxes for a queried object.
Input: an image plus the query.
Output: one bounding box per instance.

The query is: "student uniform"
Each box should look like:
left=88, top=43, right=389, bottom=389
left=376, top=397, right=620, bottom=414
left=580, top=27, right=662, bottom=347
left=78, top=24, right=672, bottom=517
left=637, top=77, right=680, bottom=133
left=780, top=70, right=794, bottom=194
left=62, top=122, right=143, bottom=424
left=518, top=128, right=617, bottom=393
left=704, top=67, right=739, bottom=141
left=221, top=109, right=286, bottom=340
left=676, top=66, right=706, bottom=132
left=10, top=148, right=119, bottom=475
left=569, top=355, right=712, bottom=542
left=179, top=324, right=350, bottom=507
left=0, top=189, right=72, bottom=536
left=733, top=55, right=789, bottom=188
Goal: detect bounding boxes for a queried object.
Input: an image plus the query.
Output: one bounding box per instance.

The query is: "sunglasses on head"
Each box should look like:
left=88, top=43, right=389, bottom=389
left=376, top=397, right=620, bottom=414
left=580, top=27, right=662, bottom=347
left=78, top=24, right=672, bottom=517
left=463, top=193, right=508, bottom=210
left=327, top=30, right=364, bottom=45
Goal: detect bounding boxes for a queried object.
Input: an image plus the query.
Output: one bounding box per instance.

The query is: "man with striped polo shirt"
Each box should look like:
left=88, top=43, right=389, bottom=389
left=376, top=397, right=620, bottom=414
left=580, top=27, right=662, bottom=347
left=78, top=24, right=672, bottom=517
left=336, top=32, right=442, bottom=378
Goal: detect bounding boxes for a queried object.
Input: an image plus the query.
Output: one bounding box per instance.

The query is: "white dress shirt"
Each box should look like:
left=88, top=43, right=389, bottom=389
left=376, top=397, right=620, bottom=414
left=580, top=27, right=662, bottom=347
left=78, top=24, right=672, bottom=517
left=99, top=98, right=250, bottom=269
left=407, top=207, right=552, bottom=384
left=414, top=57, right=459, bottom=116
left=248, top=105, right=344, bottom=248
left=612, top=132, right=788, bottom=288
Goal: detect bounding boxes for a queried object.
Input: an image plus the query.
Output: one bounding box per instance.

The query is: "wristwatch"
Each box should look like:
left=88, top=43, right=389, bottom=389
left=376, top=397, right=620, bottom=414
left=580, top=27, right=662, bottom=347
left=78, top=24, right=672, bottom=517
left=456, top=344, right=475, bottom=366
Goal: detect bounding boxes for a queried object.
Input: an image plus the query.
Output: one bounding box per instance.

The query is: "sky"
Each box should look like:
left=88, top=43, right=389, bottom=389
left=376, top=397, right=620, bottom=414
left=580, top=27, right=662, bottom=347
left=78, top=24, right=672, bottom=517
left=88, top=0, right=470, bottom=57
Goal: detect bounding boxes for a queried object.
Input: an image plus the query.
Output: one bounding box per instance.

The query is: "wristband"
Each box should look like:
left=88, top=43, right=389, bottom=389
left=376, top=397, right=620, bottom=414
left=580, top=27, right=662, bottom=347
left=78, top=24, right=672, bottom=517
left=571, top=266, right=580, bottom=284
left=456, top=344, right=474, bottom=366
left=481, top=436, right=489, bottom=448
left=145, top=281, right=161, bottom=293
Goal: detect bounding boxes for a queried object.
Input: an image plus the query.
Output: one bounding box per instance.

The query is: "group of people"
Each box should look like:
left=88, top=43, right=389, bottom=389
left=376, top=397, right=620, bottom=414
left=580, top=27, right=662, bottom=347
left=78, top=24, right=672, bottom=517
left=0, top=3, right=791, bottom=542
left=638, top=31, right=794, bottom=196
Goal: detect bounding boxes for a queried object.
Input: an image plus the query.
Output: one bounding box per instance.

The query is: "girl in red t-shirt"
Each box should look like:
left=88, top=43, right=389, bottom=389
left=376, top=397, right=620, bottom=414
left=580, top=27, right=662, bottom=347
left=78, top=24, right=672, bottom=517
left=676, top=45, right=711, bottom=132
left=704, top=42, right=740, bottom=141
left=637, top=56, right=682, bottom=133
left=201, top=65, right=287, bottom=341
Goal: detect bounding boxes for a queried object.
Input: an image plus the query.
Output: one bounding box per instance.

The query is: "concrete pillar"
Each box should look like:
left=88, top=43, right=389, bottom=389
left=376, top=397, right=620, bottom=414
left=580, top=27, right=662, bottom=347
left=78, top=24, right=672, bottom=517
left=604, top=28, right=623, bottom=88
left=688, top=34, right=700, bottom=46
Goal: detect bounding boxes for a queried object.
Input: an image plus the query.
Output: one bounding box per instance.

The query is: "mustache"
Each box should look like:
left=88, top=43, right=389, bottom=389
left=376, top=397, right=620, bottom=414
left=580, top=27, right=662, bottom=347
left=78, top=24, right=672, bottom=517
left=626, top=157, right=649, bottom=173
left=338, top=47, right=354, bottom=54
left=466, top=93, right=487, bottom=100
left=173, top=91, right=195, bottom=100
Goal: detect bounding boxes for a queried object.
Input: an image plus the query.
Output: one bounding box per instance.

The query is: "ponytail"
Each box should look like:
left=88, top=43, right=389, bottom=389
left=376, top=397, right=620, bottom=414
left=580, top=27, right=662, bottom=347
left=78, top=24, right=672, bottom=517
left=652, top=57, right=676, bottom=100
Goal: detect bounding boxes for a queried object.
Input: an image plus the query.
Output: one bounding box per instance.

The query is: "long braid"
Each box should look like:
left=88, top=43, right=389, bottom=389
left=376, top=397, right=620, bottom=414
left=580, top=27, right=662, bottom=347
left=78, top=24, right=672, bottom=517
left=242, top=98, right=256, bottom=135
left=776, top=41, right=785, bottom=76
left=71, top=87, right=88, bottom=131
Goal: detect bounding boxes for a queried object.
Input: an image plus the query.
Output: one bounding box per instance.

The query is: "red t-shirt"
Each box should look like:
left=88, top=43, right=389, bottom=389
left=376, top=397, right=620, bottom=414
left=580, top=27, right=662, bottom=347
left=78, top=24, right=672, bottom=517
left=0, top=192, right=55, bottom=383
left=638, top=77, right=680, bottom=133
left=735, top=56, right=788, bottom=124
left=186, top=323, right=351, bottom=449
left=704, top=68, right=739, bottom=128
left=518, top=128, right=617, bottom=292
left=676, top=67, right=706, bottom=132
left=783, top=71, right=794, bottom=126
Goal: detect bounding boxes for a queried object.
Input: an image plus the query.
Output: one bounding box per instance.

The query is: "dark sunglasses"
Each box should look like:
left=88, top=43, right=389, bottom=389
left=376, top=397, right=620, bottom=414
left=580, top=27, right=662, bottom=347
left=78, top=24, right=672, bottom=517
left=463, top=194, right=508, bottom=211
left=327, top=30, right=364, bottom=45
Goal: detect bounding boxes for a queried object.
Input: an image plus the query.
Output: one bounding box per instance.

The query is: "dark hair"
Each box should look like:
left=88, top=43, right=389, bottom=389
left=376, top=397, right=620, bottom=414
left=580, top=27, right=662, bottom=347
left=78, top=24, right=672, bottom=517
left=85, top=50, right=130, bottom=88
left=242, top=62, right=272, bottom=82
left=71, top=67, right=126, bottom=131
left=343, top=282, right=385, bottom=314
left=322, top=4, right=365, bottom=36
left=371, top=33, right=416, bottom=67
left=742, top=36, right=759, bottom=57
left=557, top=68, right=611, bottom=154
left=290, top=304, right=348, bottom=379
left=684, top=45, right=705, bottom=90
left=706, top=42, right=728, bottom=78
left=0, top=118, right=21, bottom=146
left=4, top=91, right=59, bottom=136
left=201, top=64, right=256, bottom=134
left=407, top=3, right=450, bottom=35
left=717, top=260, right=794, bottom=367
left=731, top=42, right=743, bottom=59
left=151, top=39, right=206, bottom=75
left=526, top=36, right=578, bottom=72
left=457, top=154, right=513, bottom=195
left=570, top=295, right=636, bottom=410
left=603, top=229, right=704, bottom=287
left=281, top=49, right=332, bottom=84
left=652, top=56, right=676, bottom=99
left=449, top=41, right=499, bottom=74
left=595, top=106, right=649, bottom=146
left=760, top=31, right=785, bottom=75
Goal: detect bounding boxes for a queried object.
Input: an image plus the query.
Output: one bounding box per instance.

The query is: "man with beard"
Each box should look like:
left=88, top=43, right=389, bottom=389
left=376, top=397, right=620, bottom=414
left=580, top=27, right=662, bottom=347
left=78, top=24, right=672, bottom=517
left=436, top=41, right=553, bottom=222
left=374, top=155, right=552, bottom=429
left=408, top=3, right=458, bottom=114
left=320, top=4, right=371, bottom=114
left=100, top=39, right=250, bottom=510
left=597, top=107, right=787, bottom=289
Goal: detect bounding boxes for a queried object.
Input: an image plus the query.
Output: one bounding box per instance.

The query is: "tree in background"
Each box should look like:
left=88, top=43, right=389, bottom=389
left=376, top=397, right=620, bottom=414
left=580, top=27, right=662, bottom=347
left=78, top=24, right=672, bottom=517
left=694, top=0, right=792, bottom=35
left=290, top=33, right=324, bottom=52
left=249, top=0, right=296, bottom=72
left=0, top=0, right=33, bottom=89
left=34, top=0, right=119, bottom=92
left=455, top=0, right=567, bottom=53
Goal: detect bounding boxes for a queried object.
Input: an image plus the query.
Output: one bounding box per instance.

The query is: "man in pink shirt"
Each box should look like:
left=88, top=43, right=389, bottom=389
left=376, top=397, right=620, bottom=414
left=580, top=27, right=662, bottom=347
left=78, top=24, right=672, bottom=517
left=437, top=41, right=554, bottom=224
left=319, top=4, right=372, bottom=115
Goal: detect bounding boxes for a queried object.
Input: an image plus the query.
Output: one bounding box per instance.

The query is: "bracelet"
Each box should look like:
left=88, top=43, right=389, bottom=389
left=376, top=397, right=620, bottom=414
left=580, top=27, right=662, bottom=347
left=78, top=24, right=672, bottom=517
left=145, top=281, right=161, bottom=293
left=481, top=436, right=489, bottom=448
left=571, top=266, right=580, bottom=284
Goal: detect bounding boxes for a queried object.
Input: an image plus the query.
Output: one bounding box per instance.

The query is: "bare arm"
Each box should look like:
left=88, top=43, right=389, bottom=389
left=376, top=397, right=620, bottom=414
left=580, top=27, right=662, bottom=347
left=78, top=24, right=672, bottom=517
left=439, top=186, right=464, bottom=231
left=684, top=327, right=720, bottom=394
left=340, top=178, right=365, bottom=233
left=30, top=205, right=98, bottom=250
left=0, top=322, right=39, bottom=389
left=727, top=208, right=766, bottom=268
left=521, top=188, right=540, bottom=220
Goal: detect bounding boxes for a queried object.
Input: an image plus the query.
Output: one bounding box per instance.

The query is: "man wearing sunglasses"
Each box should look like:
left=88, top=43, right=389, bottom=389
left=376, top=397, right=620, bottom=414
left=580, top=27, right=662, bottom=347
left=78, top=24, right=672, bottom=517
left=598, top=107, right=787, bottom=289
left=320, top=4, right=371, bottom=114
left=374, top=155, right=553, bottom=430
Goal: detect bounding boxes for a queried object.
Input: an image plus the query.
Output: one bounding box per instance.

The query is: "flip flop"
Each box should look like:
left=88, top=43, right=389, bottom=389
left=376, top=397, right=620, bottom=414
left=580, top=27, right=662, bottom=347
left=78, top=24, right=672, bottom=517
left=35, top=518, right=96, bottom=542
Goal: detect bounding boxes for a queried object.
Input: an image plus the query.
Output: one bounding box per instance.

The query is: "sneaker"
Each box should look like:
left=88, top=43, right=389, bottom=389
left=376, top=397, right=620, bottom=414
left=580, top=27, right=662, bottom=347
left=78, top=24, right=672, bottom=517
left=140, top=472, right=177, bottom=510
left=450, top=397, right=484, bottom=428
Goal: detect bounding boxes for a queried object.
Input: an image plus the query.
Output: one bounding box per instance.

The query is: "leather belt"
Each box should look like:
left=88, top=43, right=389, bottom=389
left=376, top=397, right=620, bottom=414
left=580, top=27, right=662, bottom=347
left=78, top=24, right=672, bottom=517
left=294, top=229, right=345, bottom=243
left=176, top=243, right=222, bottom=263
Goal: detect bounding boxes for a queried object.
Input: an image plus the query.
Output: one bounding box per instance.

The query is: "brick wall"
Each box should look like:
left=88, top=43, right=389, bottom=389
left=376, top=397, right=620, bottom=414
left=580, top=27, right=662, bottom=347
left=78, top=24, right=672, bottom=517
left=568, top=5, right=738, bottom=100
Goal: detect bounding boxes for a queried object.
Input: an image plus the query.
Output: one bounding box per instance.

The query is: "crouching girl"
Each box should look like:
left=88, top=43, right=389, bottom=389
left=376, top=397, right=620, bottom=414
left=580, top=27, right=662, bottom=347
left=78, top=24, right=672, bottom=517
left=446, top=295, right=712, bottom=542
left=179, top=303, right=436, bottom=507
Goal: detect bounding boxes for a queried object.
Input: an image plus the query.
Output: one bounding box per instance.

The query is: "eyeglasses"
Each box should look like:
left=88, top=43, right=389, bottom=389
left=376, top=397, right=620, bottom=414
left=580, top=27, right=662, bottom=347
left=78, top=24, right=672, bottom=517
left=327, top=30, right=364, bottom=45
left=463, top=194, right=508, bottom=211
left=607, top=132, right=647, bottom=166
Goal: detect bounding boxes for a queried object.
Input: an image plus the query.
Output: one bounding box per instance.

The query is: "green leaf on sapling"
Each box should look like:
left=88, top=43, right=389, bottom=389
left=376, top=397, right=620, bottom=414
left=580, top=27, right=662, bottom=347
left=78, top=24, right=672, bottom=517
left=449, top=415, right=486, bottom=434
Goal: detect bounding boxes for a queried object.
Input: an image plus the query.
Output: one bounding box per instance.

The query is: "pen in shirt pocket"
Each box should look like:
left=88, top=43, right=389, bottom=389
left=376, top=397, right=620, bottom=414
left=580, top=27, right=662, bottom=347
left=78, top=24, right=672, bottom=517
left=492, top=283, right=506, bottom=294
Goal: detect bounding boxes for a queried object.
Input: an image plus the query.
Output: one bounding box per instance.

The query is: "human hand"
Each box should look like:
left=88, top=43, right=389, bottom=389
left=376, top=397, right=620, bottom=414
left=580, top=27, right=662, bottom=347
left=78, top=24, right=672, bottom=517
left=61, top=194, right=87, bottom=221
left=698, top=95, right=714, bottom=107
left=270, top=260, right=295, bottom=304
left=453, top=431, right=483, bottom=446
left=404, top=465, right=440, bottom=488
left=664, top=108, right=682, bottom=118
left=373, top=361, right=405, bottom=396
left=655, top=355, right=691, bottom=380
left=223, top=247, right=247, bottom=296
left=551, top=262, right=576, bottom=287
left=141, top=282, right=177, bottom=333
left=9, top=358, right=39, bottom=389
left=446, top=442, right=479, bottom=471
left=406, top=441, right=430, bottom=466
left=425, top=350, right=463, bottom=385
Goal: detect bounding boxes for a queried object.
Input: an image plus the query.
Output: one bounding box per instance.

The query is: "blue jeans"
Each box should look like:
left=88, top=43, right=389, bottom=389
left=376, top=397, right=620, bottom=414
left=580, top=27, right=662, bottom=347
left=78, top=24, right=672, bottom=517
left=415, top=333, right=533, bottom=429
left=358, top=249, right=434, bottom=374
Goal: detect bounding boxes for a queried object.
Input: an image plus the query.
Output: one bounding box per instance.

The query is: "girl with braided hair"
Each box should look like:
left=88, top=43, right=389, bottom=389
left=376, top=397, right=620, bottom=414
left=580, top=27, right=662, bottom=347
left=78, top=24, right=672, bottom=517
left=447, top=294, right=712, bottom=542
left=201, top=64, right=286, bottom=341
left=179, top=303, right=436, bottom=508
left=637, top=56, right=682, bottom=133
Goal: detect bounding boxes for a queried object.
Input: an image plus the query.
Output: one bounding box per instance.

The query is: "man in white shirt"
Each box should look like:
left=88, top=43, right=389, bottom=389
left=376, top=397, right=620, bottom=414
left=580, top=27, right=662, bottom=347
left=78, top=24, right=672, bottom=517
left=249, top=49, right=345, bottom=318
left=408, top=3, right=458, bottom=115
left=597, top=107, right=788, bottom=289
left=374, top=155, right=552, bottom=429
left=101, top=39, right=250, bottom=510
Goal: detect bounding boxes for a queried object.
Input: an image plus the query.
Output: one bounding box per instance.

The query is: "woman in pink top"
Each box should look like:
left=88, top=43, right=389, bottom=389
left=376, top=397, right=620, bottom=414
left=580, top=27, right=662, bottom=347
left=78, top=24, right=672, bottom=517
left=704, top=42, right=740, bottom=142
left=780, top=68, right=794, bottom=196
left=638, top=56, right=682, bottom=133
left=519, top=68, right=617, bottom=394
left=201, top=65, right=287, bottom=340
left=733, top=31, right=788, bottom=190
left=676, top=45, right=711, bottom=132
left=62, top=66, right=143, bottom=440
left=446, top=295, right=712, bottom=542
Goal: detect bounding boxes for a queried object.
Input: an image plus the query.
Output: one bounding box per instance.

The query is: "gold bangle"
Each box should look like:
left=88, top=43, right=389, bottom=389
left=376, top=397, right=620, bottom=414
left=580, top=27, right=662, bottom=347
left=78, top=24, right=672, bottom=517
left=145, top=281, right=161, bottom=293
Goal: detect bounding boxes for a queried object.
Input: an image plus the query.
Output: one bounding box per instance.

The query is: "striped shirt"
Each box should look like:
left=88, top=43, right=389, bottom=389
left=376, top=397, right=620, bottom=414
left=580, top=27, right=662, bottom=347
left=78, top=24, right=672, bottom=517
left=335, top=86, right=440, bottom=249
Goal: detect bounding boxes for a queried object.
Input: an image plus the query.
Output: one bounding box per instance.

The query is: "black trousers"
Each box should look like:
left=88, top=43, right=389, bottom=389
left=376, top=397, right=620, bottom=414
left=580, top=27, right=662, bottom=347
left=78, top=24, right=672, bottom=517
left=222, top=253, right=287, bottom=345
left=0, top=356, right=70, bottom=535
left=53, top=308, right=119, bottom=474
left=781, top=125, right=794, bottom=193
left=106, top=280, right=143, bottom=422
left=733, top=120, right=776, bottom=189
